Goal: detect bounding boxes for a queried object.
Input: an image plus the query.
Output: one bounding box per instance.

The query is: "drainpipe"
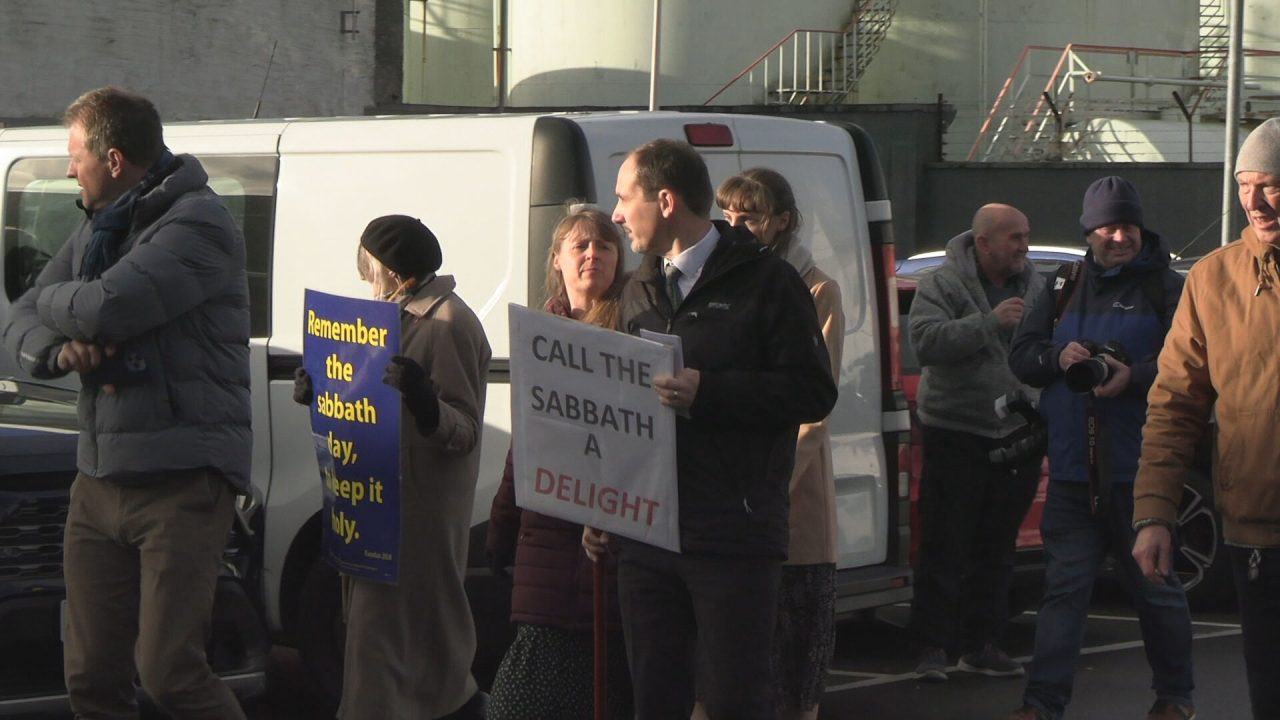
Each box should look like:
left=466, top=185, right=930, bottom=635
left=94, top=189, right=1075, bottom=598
left=494, top=0, right=508, bottom=110
left=1221, top=0, right=1244, bottom=246
left=649, top=0, right=662, bottom=111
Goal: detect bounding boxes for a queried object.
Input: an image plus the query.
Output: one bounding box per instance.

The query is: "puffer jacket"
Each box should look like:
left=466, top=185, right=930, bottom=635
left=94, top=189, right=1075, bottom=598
left=1009, top=230, right=1183, bottom=486
left=1135, top=227, right=1280, bottom=547
left=487, top=448, right=622, bottom=631
left=909, top=230, right=1045, bottom=439
left=1, top=155, right=251, bottom=490
left=619, top=220, right=837, bottom=558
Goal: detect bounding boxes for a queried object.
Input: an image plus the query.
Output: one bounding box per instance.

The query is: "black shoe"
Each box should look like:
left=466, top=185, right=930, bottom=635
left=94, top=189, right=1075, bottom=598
left=915, top=646, right=948, bottom=682
left=958, top=644, right=1025, bottom=677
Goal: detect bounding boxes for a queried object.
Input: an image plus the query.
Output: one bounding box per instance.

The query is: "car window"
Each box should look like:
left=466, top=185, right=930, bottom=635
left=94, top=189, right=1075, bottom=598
left=4, top=154, right=278, bottom=337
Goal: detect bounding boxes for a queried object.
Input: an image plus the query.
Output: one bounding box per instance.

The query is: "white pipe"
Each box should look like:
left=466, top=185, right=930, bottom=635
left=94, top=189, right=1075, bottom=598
left=648, top=0, right=662, bottom=111
left=1222, top=0, right=1244, bottom=246
left=1083, top=71, right=1260, bottom=90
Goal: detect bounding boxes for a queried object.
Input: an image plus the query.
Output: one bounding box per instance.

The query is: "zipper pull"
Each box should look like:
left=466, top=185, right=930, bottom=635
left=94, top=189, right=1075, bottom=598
left=742, top=498, right=753, bottom=515
left=1249, top=548, right=1262, bottom=582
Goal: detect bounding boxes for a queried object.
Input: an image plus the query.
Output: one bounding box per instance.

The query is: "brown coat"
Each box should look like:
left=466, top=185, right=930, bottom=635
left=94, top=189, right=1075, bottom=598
left=786, top=265, right=845, bottom=565
left=1135, top=228, right=1280, bottom=548
left=337, top=275, right=492, bottom=720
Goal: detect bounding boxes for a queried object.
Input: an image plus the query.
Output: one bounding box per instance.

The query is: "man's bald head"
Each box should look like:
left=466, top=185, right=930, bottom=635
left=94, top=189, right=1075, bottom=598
left=972, top=203, right=1026, bottom=239
left=972, top=203, right=1030, bottom=283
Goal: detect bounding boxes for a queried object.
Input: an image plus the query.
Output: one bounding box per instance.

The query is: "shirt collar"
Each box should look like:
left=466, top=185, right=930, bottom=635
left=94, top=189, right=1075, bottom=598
left=664, top=224, right=720, bottom=278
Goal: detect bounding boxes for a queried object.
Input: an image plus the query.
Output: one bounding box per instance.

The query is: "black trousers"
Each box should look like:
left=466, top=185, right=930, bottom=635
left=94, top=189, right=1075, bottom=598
left=1231, top=545, right=1280, bottom=720
left=616, top=540, right=781, bottom=720
left=909, top=423, right=1041, bottom=654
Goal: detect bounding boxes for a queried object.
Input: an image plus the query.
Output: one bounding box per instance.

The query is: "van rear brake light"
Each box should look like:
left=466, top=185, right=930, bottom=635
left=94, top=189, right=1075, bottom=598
left=684, top=123, right=734, bottom=147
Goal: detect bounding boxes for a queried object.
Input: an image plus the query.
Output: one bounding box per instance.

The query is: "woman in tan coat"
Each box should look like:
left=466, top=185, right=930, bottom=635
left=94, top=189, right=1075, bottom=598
left=714, top=169, right=845, bottom=720
left=295, top=215, right=491, bottom=719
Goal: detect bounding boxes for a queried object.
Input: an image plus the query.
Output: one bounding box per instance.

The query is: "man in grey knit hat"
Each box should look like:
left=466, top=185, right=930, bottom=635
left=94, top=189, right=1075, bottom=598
left=1134, top=117, right=1280, bottom=719
left=907, top=203, right=1044, bottom=683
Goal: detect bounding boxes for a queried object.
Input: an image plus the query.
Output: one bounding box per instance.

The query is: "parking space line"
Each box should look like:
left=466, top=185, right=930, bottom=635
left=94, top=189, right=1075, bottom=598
left=1071, top=612, right=1242, bottom=629
left=1020, top=610, right=1242, bottom=629
left=825, top=628, right=1241, bottom=694
left=827, top=669, right=893, bottom=679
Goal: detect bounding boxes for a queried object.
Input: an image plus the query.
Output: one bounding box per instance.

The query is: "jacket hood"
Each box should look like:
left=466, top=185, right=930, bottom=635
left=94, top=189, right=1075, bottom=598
left=942, top=228, right=1040, bottom=292
left=943, top=230, right=979, bottom=277
left=132, top=154, right=209, bottom=228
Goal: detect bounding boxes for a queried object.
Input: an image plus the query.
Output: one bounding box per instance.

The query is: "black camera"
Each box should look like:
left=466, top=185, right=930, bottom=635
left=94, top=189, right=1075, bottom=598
left=1064, top=340, right=1130, bottom=394
left=989, top=388, right=1048, bottom=465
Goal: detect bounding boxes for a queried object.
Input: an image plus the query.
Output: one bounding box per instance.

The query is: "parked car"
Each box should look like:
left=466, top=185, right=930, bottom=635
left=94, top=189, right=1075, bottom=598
left=0, top=379, right=270, bottom=715
left=896, top=253, right=1232, bottom=611
left=896, top=246, right=1087, bottom=278
left=0, top=112, right=915, bottom=712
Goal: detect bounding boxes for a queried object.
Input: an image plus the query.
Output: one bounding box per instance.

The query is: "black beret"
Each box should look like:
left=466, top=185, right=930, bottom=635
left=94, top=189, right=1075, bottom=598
left=359, top=215, right=442, bottom=279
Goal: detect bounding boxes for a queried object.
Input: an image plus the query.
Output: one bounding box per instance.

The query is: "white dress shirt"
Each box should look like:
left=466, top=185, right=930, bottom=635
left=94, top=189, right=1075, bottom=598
left=663, top=224, right=721, bottom=299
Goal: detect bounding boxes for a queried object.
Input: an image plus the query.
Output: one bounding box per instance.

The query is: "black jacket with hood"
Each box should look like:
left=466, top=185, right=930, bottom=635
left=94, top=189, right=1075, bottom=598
left=619, top=220, right=838, bottom=558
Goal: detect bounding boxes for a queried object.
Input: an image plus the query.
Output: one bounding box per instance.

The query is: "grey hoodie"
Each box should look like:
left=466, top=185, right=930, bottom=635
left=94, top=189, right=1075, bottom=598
left=908, top=230, right=1044, bottom=439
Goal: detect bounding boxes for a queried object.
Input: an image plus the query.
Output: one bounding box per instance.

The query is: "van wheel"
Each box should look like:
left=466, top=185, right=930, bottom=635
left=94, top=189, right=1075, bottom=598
left=1175, top=475, right=1234, bottom=610
left=296, top=557, right=345, bottom=714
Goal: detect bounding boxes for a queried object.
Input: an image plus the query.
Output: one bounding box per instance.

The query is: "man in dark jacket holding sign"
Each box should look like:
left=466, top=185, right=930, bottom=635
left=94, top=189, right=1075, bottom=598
left=583, top=139, right=837, bottom=720
left=1, top=87, right=250, bottom=719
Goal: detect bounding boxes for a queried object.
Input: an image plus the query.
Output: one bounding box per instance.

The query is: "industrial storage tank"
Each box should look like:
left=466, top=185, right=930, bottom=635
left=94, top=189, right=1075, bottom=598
left=405, top=0, right=858, bottom=107
left=508, top=1, right=855, bottom=106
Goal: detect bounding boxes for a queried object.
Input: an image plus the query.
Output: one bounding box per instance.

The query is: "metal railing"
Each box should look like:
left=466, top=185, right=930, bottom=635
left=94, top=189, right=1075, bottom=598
left=968, top=43, right=1280, bottom=162
left=704, top=1, right=898, bottom=107
left=704, top=28, right=853, bottom=106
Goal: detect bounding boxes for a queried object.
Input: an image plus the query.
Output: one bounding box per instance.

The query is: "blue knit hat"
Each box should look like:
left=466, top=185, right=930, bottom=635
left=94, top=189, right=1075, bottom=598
left=1079, top=176, right=1143, bottom=235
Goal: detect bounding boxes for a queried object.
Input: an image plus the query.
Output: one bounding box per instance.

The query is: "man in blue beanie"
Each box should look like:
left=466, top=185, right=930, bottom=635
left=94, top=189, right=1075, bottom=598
left=1004, top=177, right=1194, bottom=720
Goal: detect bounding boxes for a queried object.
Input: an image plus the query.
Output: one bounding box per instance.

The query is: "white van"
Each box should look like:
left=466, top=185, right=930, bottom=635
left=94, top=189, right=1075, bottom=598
left=0, top=111, right=912, bottom=711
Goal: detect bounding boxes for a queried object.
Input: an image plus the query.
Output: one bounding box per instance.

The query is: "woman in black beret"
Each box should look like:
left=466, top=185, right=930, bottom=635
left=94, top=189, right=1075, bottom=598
left=295, top=214, right=491, bottom=719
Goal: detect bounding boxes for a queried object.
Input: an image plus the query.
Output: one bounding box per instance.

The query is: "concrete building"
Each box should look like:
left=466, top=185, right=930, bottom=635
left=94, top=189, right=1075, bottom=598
left=1, top=0, right=392, bottom=125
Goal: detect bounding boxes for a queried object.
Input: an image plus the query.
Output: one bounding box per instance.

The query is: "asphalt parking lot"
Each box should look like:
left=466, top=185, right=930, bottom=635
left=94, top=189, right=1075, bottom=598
left=818, top=599, right=1247, bottom=719
left=246, top=584, right=1250, bottom=720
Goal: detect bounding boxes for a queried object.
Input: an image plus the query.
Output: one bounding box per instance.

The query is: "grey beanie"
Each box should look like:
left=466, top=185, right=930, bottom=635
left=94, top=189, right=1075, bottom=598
left=1235, top=117, right=1280, bottom=177
left=1080, top=176, right=1143, bottom=234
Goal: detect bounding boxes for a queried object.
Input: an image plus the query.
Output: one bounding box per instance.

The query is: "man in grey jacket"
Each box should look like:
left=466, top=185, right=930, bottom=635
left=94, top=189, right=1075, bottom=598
left=2, top=87, right=250, bottom=719
left=907, top=203, right=1045, bottom=682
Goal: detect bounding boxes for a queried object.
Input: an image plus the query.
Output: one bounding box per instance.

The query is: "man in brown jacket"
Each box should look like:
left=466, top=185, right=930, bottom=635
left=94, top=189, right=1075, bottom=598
left=1133, top=117, right=1280, bottom=719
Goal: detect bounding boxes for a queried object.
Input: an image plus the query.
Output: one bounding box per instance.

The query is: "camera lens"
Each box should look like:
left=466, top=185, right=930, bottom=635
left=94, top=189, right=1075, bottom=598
left=1065, top=357, right=1110, bottom=393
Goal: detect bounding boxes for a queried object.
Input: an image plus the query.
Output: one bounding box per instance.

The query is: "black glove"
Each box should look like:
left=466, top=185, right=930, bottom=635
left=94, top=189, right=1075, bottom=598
left=383, top=355, right=440, bottom=434
left=292, top=367, right=313, bottom=406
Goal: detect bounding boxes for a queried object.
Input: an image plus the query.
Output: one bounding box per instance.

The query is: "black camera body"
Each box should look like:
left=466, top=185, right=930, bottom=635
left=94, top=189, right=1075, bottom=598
left=989, top=388, right=1048, bottom=465
left=1064, top=340, right=1130, bottom=394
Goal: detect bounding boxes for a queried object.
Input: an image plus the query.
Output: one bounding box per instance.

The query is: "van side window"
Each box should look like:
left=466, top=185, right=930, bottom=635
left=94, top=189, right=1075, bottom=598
left=4, top=154, right=277, bottom=337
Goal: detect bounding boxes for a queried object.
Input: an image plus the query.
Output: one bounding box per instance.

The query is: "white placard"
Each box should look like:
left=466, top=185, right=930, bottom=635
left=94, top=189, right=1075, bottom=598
left=509, top=304, right=680, bottom=552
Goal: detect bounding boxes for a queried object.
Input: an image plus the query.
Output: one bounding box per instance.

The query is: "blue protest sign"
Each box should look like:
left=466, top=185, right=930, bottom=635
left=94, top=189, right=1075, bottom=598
left=304, top=289, right=401, bottom=584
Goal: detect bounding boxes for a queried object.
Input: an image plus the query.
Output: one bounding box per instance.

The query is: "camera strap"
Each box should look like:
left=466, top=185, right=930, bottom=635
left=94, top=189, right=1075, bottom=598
left=1051, top=261, right=1085, bottom=327
left=1085, top=396, right=1113, bottom=517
